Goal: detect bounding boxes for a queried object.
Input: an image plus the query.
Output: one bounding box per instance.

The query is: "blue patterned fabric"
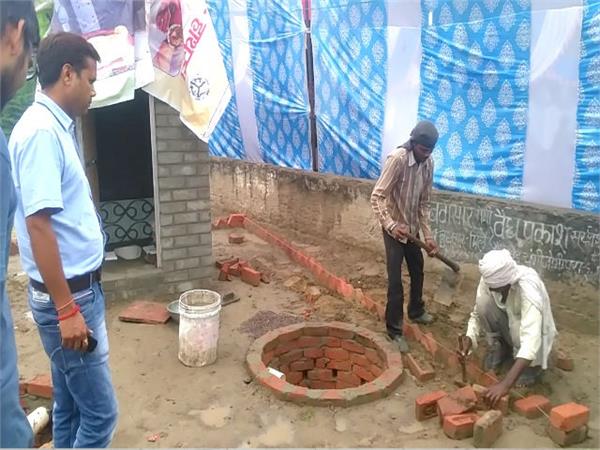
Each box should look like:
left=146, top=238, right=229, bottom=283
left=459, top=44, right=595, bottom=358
left=246, top=0, right=311, bottom=168
left=418, top=0, right=531, bottom=199
left=207, top=0, right=246, bottom=159
left=573, top=0, right=600, bottom=212
left=312, top=0, right=387, bottom=179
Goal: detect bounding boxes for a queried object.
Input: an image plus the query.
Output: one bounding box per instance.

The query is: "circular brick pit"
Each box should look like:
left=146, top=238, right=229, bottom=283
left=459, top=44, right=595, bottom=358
left=246, top=322, right=404, bottom=406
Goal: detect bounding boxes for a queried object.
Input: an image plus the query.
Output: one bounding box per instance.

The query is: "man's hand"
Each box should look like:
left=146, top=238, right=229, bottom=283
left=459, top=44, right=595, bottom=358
left=390, top=223, right=409, bottom=240
left=59, top=309, right=89, bottom=352
left=425, top=237, right=439, bottom=256
left=484, top=380, right=510, bottom=408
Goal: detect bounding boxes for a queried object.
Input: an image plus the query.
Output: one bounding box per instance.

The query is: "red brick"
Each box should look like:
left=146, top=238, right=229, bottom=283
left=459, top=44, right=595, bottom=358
left=443, top=413, right=479, bottom=440
left=118, top=301, right=170, bottom=324
left=336, top=381, right=357, bottom=389
left=315, top=357, right=329, bottom=368
left=285, top=371, right=304, bottom=385
left=241, top=266, right=261, bottom=287
left=304, top=347, right=324, bottom=359
left=421, top=332, right=439, bottom=356
left=290, top=358, right=315, bottom=372
left=352, top=364, right=375, bottom=382
left=325, top=347, right=349, bottom=361
left=215, top=257, right=238, bottom=269
left=337, top=371, right=361, bottom=387
left=327, top=359, right=352, bottom=371
left=19, top=382, right=27, bottom=396
left=296, top=336, right=322, bottom=348
left=226, top=213, right=245, bottom=227
left=329, top=327, right=355, bottom=339
left=302, top=326, right=329, bottom=336
left=351, top=353, right=370, bottom=367
left=322, top=336, right=341, bottom=347
left=454, top=386, right=478, bottom=406
left=227, top=262, right=242, bottom=277
left=311, top=380, right=336, bottom=389
left=279, top=349, right=305, bottom=365
left=415, top=390, right=447, bottom=421
left=514, top=395, right=551, bottom=419
left=274, top=341, right=296, bottom=356
left=341, top=339, right=365, bottom=354
left=307, top=369, right=335, bottom=381
left=404, top=354, right=435, bottom=382
left=370, top=364, right=383, bottom=378
left=279, top=364, right=290, bottom=374
left=364, top=348, right=383, bottom=366
left=277, top=328, right=303, bottom=343
left=26, top=374, right=53, bottom=399
left=550, top=403, right=590, bottom=432
left=547, top=423, right=588, bottom=446
left=474, top=410, right=503, bottom=448
left=555, top=350, right=574, bottom=371
left=437, top=396, right=474, bottom=423
left=228, top=233, right=245, bottom=244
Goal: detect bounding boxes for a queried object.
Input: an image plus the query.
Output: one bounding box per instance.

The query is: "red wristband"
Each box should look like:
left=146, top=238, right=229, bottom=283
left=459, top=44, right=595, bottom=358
left=58, top=304, right=80, bottom=321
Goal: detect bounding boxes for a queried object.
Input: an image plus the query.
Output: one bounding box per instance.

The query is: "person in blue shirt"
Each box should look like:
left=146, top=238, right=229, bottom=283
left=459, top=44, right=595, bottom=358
left=9, top=32, right=118, bottom=448
left=0, top=1, right=39, bottom=447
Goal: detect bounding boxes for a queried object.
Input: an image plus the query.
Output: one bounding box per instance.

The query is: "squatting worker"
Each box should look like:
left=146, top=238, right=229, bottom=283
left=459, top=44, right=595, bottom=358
left=371, top=120, right=440, bottom=353
left=458, top=249, right=557, bottom=407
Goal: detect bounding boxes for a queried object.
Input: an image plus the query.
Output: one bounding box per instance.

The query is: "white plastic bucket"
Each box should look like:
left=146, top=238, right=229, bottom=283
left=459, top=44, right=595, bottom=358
left=178, top=289, right=221, bottom=367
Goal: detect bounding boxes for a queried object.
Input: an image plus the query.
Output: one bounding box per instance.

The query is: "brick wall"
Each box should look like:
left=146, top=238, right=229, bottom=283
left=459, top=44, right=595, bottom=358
left=154, top=100, right=213, bottom=294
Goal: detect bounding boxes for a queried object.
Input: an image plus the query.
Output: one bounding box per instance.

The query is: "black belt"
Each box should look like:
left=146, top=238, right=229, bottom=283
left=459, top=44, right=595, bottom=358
left=30, top=269, right=102, bottom=294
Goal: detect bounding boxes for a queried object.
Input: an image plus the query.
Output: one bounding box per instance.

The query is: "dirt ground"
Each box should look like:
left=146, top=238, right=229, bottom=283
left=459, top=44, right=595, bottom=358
left=7, top=226, right=600, bottom=448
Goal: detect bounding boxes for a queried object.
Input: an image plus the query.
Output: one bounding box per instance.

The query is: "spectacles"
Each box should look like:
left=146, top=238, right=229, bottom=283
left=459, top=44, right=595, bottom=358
left=26, top=51, right=38, bottom=81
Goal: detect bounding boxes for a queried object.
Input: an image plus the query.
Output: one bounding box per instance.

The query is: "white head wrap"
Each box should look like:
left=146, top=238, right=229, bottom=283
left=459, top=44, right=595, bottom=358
left=478, top=249, right=520, bottom=288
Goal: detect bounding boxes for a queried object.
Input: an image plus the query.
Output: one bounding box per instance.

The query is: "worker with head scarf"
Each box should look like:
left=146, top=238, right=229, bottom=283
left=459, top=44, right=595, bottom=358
left=458, top=249, right=557, bottom=406
left=371, top=120, right=440, bottom=353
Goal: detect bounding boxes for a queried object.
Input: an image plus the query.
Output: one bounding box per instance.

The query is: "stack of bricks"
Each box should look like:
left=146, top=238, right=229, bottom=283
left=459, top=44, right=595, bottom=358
left=547, top=402, right=589, bottom=446
left=216, top=257, right=266, bottom=287
left=262, top=325, right=386, bottom=389
left=414, top=384, right=508, bottom=445
left=154, top=100, right=213, bottom=295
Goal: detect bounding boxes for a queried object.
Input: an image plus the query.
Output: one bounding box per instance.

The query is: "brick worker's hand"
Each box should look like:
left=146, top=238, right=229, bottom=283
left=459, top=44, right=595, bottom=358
left=485, top=381, right=510, bottom=408
left=390, top=223, right=408, bottom=240
left=60, top=311, right=90, bottom=352
left=425, top=238, right=438, bottom=257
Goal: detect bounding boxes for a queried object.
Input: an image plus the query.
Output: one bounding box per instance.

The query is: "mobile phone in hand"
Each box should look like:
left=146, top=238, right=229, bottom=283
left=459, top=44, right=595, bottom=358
left=86, top=335, right=98, bottom=353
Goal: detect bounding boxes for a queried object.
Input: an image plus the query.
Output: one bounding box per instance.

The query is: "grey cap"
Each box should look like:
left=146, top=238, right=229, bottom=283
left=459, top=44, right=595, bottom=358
left=410, top=120, right=439, bottom=149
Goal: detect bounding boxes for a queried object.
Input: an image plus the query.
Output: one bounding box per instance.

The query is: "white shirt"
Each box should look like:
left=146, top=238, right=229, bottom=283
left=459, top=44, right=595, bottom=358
left=466, top=266, right=557, bottom=369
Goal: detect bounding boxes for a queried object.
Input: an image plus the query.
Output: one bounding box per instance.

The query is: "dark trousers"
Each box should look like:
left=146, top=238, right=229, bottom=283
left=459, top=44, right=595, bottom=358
left=383, top=230, right=425, bottom=337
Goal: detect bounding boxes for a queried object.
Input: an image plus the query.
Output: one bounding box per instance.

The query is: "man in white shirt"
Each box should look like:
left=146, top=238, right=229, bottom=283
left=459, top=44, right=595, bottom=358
left=458, top=249, right=557, bottom=406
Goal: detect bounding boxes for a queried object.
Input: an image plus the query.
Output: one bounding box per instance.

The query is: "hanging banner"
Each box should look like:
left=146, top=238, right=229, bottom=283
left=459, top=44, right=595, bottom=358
left=50, top=0, right=149, bottom=108
left=143, top=0, right=231, bottom=141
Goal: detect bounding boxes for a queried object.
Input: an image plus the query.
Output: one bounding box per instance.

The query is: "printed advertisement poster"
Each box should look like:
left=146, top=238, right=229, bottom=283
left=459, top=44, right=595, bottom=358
left=143, top=0, right=230, bottom=141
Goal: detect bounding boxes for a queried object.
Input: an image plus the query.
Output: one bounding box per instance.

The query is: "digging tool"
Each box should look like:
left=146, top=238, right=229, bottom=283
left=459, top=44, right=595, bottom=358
left=457, top=334, right=468, bottom=383
left=403, top=232, right=463, bottom=308
left=405, top=232, right=460, bottom=273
